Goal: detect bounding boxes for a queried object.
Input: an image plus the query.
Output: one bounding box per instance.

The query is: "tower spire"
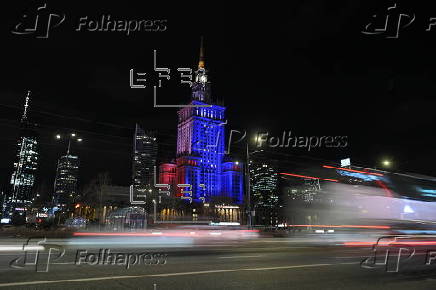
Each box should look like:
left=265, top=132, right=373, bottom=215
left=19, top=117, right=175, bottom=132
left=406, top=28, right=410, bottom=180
left=198, top=36, right=205, bottom=69
left=21, top=90, right=31, bottom=123
left=192, top=37, right=211, bottom=103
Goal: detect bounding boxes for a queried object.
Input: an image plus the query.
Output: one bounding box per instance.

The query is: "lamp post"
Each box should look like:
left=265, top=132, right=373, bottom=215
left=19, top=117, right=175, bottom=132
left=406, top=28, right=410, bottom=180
left=245, top=143, right=252, bottom=228
left=56, top=132, right=82, bottom=155
left=152, top=199, right=157, bottom=224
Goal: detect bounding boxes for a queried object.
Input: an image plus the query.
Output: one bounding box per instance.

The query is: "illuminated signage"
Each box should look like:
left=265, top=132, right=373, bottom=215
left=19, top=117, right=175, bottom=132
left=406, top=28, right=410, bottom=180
left=341, top=158, right=351, bottom=167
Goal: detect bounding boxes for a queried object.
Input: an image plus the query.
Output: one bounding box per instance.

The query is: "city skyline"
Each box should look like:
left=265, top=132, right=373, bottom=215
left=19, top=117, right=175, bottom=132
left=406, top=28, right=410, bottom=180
left=1, top=2, right=436, bottom=289
left=1, top=1, right=436, bottom=192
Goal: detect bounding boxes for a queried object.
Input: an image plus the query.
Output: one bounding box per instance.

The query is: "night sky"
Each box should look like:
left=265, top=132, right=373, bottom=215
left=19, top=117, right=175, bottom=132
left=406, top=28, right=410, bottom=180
left=1, top=0, right=436, bottom=193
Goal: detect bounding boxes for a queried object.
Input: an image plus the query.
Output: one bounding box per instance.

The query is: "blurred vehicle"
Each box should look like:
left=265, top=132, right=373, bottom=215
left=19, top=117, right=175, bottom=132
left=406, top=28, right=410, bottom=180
left=285, top=167, right=436, bottom=226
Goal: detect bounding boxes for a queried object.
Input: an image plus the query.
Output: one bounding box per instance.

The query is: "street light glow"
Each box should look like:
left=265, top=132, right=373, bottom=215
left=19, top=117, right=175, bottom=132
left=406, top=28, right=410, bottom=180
left=55, top=134, right=61, bottom=139
left=77, top=138, right=82, bottom=142
left=382, top=160, right=391, bottom=167
left=71, top=133, right=76, bottom=137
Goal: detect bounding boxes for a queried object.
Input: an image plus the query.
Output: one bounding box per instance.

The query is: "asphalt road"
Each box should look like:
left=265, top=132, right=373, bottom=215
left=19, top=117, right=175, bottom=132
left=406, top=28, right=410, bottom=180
left=1, top=236, right=436, bottom=290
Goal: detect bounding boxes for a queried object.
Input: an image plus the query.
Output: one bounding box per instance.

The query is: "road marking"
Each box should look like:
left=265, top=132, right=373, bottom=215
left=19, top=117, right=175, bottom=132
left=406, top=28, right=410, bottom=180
left=239, top=247, right=315, bottom=251
left=0, top=276, right=145, bottom=287
left=218, top=255, right=263, bottom=259
left=149, top=269, right=237, bottom=277
left=147, top=263, right=337, bottom=277
left=0, top=262, right=357, bottom=287
left=241, top=264, right=333, bottom=271
left=0, top=246, right=44, bottom=252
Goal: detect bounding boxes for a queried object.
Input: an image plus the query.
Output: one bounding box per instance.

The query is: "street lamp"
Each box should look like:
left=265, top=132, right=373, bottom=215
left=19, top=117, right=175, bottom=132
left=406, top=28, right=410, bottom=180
left=252, top=132, right=266, bottom=148
left=55, top=132, right=83, bottom=155
left=253, top=135, right=259, bottom=146
left=382, top=160, right=392, bottom=168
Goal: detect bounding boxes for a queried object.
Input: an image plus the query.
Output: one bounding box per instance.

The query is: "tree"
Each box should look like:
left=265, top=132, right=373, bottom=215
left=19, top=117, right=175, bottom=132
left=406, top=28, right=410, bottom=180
left=81, top=172, right=111, bottom=223
left=81, top=172, right=111, bottom=207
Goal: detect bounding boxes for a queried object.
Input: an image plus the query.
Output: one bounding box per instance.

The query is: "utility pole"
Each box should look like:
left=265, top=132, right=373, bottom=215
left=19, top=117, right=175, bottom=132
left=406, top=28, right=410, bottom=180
left=99, top=187, right=102, bottom=231
left=245, top=142, right=252, bottom=228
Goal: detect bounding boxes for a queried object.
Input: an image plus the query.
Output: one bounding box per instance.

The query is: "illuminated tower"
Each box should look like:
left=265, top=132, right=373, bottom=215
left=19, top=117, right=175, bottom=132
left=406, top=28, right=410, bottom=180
left=192, top=37, right=211, bottom=103
left=53, top=155, right=79, bottom=206
left=250, top=161, right=278, bottom=206
left=250, top=158, right=279, bottom=225
left=132, top=124, right=158, bottom=193
left=3, top=91, right=39, bottom=222
left=176, top=39, right=226, bottom=202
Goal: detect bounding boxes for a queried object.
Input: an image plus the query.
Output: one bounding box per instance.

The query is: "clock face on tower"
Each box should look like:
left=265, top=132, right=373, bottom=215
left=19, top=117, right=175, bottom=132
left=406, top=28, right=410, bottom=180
left=196, top=70, right=207, bottom=84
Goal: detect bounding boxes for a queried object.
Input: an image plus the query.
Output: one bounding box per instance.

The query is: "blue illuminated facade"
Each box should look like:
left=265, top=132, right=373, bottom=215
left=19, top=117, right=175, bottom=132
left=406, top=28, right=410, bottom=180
left=175, top=42, right=243, bottom=204
left=221, top=162, right=244, bottom=204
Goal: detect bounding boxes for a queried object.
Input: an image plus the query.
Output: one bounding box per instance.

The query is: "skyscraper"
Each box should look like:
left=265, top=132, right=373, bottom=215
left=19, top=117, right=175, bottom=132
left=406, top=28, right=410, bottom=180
left=175, top=40, right=244, bottom=204
left=3, top=91, right=39, bottom=222
left=132, top=124, right=158, bottom=193
left=53, top=155, right=79, bottom=206
left=53, top=132, right=82, bottom=209
left=250, top=158, right=279, bottom=225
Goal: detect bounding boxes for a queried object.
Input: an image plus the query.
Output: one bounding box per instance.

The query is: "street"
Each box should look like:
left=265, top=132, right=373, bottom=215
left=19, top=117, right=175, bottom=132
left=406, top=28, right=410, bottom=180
left=1, top=236, right=436, bottom=290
